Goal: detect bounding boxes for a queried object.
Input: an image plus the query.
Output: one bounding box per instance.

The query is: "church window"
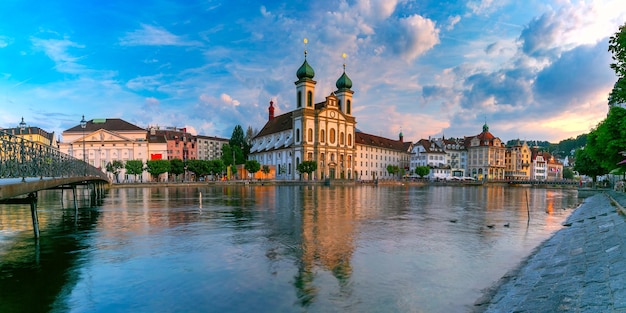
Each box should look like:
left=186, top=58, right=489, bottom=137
left=297, top=91, right=302, bottom=108
left=307, top=91, right=313, bottom=107
left=348, top=134, right=352, bottom=146
left=296, top=129, right=301, bottom=143
left=308, top=128, right=313, bottom=142
left=330, top=128, right=336, bottom=143
left=340, top=132, right=345, bottom=145
left=320, top=129, right=325, bottom=143
left=338, top=100, right=342, bottom=111
left=347, top=100, right=351, bottom=114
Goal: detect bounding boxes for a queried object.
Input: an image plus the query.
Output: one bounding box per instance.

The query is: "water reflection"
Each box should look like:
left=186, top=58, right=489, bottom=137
left=0, top=185, right=579, bottom=313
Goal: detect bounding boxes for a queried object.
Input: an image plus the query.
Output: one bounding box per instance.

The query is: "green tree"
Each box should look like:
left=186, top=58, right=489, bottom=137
left=125, top=160, right=144, bottom=182
left=146, top=159, right=171, bottom=182
left=415, top=166, right=430, bottom=178
left=221, top=144, right=244, bottom=166
left=208, top=159, right=226, bottom=179
left=296, top=161, right=317, bottom=180
left=574, top=148, right=606, bottom=188
left=244, top=126, right=257, bottom=160
left=386, top=164, right=400, bottom=179
left=261, top=165, right=271, bottom=180
left=586, top=106, right=626, bottom=171
left=230, top=125, right=247, bottom=158
left=562, top=167, right=575, bottom=180
left=609, top=22, right=626, bottom=105
left=186, top=159, right=210, bottom=181
left=105, top=160, right=124, bottom=183
left=170, top=158, right=185, bottom=182
left=245, top=160, right=261, bottom=180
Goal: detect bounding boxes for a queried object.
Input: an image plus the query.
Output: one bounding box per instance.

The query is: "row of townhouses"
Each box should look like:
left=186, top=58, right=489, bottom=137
left=2, top=51, right=563, bottom=182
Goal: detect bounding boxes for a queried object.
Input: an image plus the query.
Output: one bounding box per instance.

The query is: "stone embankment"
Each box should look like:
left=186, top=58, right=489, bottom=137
left=474, top=190, right=626, bottom=312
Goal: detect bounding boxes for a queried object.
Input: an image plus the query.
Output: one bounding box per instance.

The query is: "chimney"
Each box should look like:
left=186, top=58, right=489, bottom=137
left=268, top=100, right=275, bottom=121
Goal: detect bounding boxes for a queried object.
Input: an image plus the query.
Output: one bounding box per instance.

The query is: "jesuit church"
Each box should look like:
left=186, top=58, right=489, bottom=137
left=249, top=48, right=411, bottom=180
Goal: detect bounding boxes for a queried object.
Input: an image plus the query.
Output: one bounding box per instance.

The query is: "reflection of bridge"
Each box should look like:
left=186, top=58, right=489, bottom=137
left=0, top=130, right=110, bottom=238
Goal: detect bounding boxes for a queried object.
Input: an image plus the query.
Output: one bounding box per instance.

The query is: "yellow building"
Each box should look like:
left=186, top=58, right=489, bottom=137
left=465, top=123, right=506, bottom=180
left=505, top=140, right=531, bottom=180
left=2, top=117, right=58, bottom=147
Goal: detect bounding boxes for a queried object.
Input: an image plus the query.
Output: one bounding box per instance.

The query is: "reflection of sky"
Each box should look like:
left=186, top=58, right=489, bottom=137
left=0, top=186, right=579, bottom=312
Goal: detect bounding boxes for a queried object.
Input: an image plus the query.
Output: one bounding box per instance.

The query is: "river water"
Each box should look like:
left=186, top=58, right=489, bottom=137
left=0, top=185, right=580, bottom=313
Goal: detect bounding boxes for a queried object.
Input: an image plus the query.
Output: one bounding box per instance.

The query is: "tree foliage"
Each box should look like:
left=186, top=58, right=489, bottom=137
left=562, top=167, right=575, bottom=180
left=296, top=161, right=317, bottom=180
left=414, top=166, right=430, bottom=178
left=386, top=165, right=400, bottom=178
left=609, top=22, right=626, bottom=105
left=261, top=165, right=271, bottom=179
left=245, top=160, right=261, bottom=179
left=125, top=160, right=144, bottom=182
left=208, top=159, right=226, bottom=177
left=169, top=158, right=185, bottom=181
left=105, top=160, right=124, bottom=183
left=221, top=144, right=244, bottom=166
left=585, top=106, right=626, bottom=171
left=186, top=159, right=210, bottom=181
left=146, top=160, right=171, bottom=182
left=574, top=148, right=607, bottom=187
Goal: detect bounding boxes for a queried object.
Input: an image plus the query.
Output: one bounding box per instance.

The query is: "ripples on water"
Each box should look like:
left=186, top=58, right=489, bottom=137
left=0, top=185, right=579, bottom=312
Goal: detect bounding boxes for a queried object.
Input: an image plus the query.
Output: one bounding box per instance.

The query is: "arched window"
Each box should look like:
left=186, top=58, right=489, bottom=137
left=320, top=129, right=325, bottom=143
left=340, top=132, right=345, bottom=145
left=307, top=152, right=313, bottom=160
left=297, top=91, right=302, bottom=108
left=296, top=129, right=301, bottom=143
left=307, top=91, right=313, bottom=107
left=338, top=100, right=342, bottom=111
left=348, top=134, right=352, bottom=146
left=330, top=128, right=336, bottom=144
left=347, top=100, right=351, bottom=114
left=308, top=128, right=313, bottom=142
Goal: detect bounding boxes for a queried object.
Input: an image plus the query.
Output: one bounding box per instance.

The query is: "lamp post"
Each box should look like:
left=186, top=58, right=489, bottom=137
left=19, top=118, right=26, bottom=182
left=80, top=115, right=86, bottom=176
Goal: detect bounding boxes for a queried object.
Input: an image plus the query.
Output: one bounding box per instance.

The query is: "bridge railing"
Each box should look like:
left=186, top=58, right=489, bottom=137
left=0, top=130, right=108, bottom=181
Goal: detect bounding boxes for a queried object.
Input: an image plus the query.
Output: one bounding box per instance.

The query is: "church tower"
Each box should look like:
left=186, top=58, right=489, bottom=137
left=294, top=38, right=317, bottom=110
left=335, top=53, right=354, bottom=116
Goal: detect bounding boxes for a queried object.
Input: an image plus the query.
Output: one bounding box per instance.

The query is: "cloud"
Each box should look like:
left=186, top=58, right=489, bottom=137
left=446, top=15, right=461, bottom=31
left=126, top=74, right=164, bottom=91
left=377, top=14, right=440, bottom=61
left=466, top=0, right=505, bottom=16
left=119, top=24, right=201, bottom=46
left=220, top=93, right=240, bottom=107
left=0, top=35, right=12, bottom=48
left=30, top=37, right=87, bottom=74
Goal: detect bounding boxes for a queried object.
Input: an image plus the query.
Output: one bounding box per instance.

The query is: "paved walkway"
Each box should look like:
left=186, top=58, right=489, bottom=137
left=474, top=190, right=626, bottom=313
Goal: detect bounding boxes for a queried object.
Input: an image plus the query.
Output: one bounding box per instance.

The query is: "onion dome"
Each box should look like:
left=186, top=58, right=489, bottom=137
left=296, top=59, right=315, bottom=80
left=336, top=71, right=352, bottom=90
left=483, top=123, right=489, bottom=132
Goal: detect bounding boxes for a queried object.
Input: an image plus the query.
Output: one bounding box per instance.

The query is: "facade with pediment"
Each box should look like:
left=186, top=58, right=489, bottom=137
left=59, top=118, right=152, bottom=182
left=465, top=123, right=506, bottom=180
left=249, top=51, right=411, bottom=180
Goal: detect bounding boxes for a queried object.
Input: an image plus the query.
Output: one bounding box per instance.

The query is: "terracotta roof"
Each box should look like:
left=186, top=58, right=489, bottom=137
left=65, top=118, right=144, bottom=133
left=356, top=131, right=408, bottom=151
left=255, top=112, right=293, bottom=138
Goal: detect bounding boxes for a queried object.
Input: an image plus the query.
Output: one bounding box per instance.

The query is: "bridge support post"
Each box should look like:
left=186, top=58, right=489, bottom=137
left=28, top=193, right=39, bottom=239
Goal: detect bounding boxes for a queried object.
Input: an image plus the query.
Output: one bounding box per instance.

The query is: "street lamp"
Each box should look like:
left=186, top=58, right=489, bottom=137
left=19, top=118, right=26, bottom=181
left=80, top=115, right=86, bottom=176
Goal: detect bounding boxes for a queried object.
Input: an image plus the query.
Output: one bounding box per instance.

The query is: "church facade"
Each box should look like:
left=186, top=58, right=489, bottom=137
left=249, top=51, right=410, bottom=180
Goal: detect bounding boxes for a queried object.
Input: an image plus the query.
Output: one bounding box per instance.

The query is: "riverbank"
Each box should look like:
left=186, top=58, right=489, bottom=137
left=473, top=190, right=626, bottom=312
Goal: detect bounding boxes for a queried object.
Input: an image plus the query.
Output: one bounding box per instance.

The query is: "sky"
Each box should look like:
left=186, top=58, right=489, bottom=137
left=1, top=0, right=625, bottom=144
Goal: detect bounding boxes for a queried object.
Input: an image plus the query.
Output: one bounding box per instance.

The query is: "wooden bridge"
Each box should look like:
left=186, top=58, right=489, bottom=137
left=0, top=130, right=110, bottom=238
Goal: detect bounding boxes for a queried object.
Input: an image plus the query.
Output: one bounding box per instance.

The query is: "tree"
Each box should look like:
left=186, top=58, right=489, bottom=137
left=296, top=161, right=317, bottom=180
left=415, top=166, right=430, bottom=178
left=125, top=160, right=144, bottom=182
left=562, top=167, right=575, bottom=180
left=208, top=159, right=226, bottom=179
left=609, top=22, right=626, bottom=106
left=245, top=160, right=261, bottom=180
left=574, top=148, right=606, bottom=188
left=169, top=158, right=185, bottom=182
left=244, top=126, right=257, bottom=160
left=386, top=164, right=400, bottom=179
left=261, top=165, right=271, bottom=180
left=221, top=144, right=233, bottom=167
left=230, top=125, right=247, bottom=159
left=146, top=160, right=171, bottom=182
left=186, top=159, right=210, bottom=181
left=586, top=106, right=626, bottom=172
left=105, top=160, right=124, bottom=183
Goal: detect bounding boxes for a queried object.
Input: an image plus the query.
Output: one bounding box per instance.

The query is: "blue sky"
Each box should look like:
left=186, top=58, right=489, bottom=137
left=1, top=0, right=625, bottom=143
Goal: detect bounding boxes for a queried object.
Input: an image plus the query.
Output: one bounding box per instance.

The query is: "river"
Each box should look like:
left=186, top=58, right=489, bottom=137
left=0, top=185, right=580, bottom=312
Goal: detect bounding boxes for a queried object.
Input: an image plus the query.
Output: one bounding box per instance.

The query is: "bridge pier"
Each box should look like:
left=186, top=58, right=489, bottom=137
left=28, top=193, right=39, bottom=239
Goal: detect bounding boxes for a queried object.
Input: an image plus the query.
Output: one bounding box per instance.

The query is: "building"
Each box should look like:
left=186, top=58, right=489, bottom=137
left=355, top=132, right=412, bottom=180
left=530, top=149, right=563, bottom=181
left=2, top=117, right=58, bottom=147
left=59, top=118, right=150, bottom=182
left=442, top=137, right=467, bottom=178
left=151, top=127, right=197, bottom=161
left=505, top=140, right=531, bottom=181
left=465, top=123, right=506, bottom=180
left=410, top=138, right=449, bottom=179
left=249, top=49, right=407, bottom=180
left=196, top=135, right=229, bottom=160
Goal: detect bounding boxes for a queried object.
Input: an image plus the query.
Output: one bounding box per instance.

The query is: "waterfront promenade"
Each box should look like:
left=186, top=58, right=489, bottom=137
left=474, top=190, right=626, bottom=312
